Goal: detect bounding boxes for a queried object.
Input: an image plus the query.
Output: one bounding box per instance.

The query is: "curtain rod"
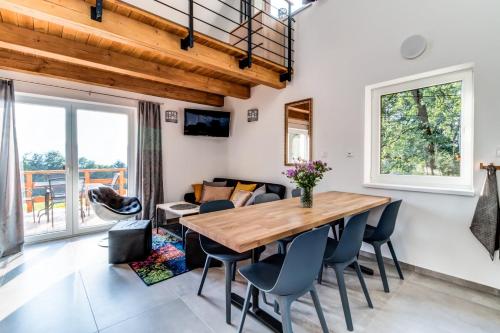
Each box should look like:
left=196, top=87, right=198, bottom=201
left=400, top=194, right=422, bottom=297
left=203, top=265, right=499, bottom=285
left=0, top=77, right=165, bottom=105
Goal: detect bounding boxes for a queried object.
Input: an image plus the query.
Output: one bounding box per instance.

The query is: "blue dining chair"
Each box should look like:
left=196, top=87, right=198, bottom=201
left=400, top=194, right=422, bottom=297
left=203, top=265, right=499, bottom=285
left=319, top=211, right=373, bottom=331
left=363, top=200, right=404, bottom=292
left=197, top=200, right=264, bottom=324
left=237, top=225, right=330, bottom=333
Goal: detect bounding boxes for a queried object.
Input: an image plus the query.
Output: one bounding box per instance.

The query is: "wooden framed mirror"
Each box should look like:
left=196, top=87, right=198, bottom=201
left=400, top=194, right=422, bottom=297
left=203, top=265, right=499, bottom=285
left=285, top=98, right=313, bottom=165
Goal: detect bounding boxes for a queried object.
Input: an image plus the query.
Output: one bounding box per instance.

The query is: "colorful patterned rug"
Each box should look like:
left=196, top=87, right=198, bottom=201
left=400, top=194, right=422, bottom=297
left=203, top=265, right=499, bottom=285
left=129, top=229, right=189, bottom=286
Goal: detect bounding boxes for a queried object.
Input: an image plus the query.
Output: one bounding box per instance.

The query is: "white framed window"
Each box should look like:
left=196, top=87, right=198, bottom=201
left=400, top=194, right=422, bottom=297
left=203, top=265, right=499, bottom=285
left=364, top=64, right=474, bottom=196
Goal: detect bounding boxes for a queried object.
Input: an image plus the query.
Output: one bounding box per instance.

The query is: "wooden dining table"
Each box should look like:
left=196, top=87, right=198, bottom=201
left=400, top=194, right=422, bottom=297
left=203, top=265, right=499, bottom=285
left=180, top=191, right=391, bottom=332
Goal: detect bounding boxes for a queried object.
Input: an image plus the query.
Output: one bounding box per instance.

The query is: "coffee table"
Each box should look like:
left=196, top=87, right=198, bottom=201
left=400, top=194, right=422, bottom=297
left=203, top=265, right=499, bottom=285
left=155, top=201, right=200, bottom=242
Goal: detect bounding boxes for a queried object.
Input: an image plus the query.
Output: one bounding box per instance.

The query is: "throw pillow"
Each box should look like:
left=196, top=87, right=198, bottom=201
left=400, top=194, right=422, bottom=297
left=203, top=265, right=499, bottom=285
left=245, top=185, right=267, bottom=206
left=203, top=180, right=227, bottom=187
left=192, top=183, right=203, bottom=203
left=201, top=186, right=234, bottom=203
left=231, top=190, right=253, bottom=207
left=235, top=182, right=258, bottom=192
left=230, top=182, right=257, bottom=200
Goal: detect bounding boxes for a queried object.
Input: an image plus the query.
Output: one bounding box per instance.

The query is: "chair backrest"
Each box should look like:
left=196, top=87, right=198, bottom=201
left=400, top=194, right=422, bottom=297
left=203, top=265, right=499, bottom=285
left=254, top=193, right=280, bottom=204
left=269, top=225, right=330, bottom=295
left=87, top=186, right=141, bottom=220
left=110, top=173, right=120, bottom=188
left=199, top=200, right=235, bottom=214
left=370, top=200, right=402, bottom=241
left=199, top=200, right=235, bottom=249
left=291, top=188, right=301, bottom=198
left=327, top=211, right=369, bottom=263
left=48, top=176, right=66, bottom=198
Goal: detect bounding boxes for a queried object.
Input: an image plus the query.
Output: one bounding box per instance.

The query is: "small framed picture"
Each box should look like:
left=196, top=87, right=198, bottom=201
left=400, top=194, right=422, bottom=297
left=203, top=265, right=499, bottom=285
left=165, top=110, right=178, bottom=123
left=247, top=108, right=258, bottom=122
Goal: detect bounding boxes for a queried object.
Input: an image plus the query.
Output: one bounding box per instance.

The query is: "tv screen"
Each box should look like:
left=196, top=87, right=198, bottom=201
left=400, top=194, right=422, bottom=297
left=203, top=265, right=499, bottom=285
left=184, top=109, right=231, bottom=137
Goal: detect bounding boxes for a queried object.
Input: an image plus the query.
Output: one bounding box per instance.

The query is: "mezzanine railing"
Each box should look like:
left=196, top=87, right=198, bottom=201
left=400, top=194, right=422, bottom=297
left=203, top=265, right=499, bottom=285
left=91, top=0, right=295, bottom=81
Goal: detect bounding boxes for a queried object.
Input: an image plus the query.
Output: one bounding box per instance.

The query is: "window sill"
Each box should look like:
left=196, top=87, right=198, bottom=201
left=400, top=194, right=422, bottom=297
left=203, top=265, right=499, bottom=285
left=364, top=182, right=475, bottom=197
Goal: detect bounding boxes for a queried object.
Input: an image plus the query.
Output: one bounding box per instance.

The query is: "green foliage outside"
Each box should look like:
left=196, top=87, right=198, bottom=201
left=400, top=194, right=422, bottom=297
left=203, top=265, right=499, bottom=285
left=23, top=151, right=127, bottom=196
left=380, top=81, right=462, bottom=177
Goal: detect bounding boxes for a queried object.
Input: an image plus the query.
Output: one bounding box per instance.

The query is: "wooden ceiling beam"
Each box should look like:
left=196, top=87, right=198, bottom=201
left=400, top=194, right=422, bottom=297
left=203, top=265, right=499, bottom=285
left=0, top=22, right=250, bottom=99
left=0, top=48, right=224, bottom=106
left=0, top=0, right=286, bottom=89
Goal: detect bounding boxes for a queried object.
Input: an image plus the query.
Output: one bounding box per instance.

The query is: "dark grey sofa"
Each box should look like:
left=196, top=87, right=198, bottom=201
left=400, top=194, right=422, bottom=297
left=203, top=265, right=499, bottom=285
left=184, top=177, right=287, bottom=204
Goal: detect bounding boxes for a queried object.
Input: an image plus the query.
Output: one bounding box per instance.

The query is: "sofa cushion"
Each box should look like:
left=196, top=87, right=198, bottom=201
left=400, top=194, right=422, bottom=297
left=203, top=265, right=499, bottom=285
left=192, top=183, right=203, bottom=203
left=203, top=180, right=227, bottom=187
left=213, top=178, right=287, bottom=199
left=245, top=185, right=266, bottom=206
left=231, top=190, right=253, bottom=207
left=200, top=186, right=234, bottom=203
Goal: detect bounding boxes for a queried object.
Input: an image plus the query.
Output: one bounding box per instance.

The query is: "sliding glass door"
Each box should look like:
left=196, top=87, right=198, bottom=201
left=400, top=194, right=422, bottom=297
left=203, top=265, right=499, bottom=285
left=76, top=106, right=131, bottom=230
left=16, top=95, right=135, bottom=242
left=16, top=100, right=71, bottom=239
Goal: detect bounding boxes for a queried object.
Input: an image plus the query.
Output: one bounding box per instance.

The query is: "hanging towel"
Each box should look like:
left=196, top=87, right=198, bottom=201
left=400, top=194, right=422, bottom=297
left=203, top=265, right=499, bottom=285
left=470, top=165, right=500, bottom=260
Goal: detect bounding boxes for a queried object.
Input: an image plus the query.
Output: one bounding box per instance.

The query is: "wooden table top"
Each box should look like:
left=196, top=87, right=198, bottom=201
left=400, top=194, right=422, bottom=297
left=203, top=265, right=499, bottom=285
left=180, top=191, right=391, bottom=253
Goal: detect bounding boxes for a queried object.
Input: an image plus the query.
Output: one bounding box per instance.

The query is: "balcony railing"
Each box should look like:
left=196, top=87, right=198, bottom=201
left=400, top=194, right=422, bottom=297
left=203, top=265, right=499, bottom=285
left=24, top=168, right=127, bottom=213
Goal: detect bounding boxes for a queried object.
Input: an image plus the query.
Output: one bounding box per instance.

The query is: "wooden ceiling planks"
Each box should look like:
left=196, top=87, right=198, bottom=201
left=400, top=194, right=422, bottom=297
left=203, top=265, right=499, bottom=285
left=0, top=22, right=250, bottom=99
left=0, top=48, right=224, bottom=106
left=0, top=0, right=289, bottom=106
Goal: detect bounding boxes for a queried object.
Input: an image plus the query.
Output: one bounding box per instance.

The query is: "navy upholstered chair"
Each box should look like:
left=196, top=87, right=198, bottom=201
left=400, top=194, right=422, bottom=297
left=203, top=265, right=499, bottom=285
left=363, top=200, right=404, bottom=292
left=319, top=211, right=373, bottom=331
left=197, top=200, right=264, bottom=325
left=237, top=226, right=330, bottom=333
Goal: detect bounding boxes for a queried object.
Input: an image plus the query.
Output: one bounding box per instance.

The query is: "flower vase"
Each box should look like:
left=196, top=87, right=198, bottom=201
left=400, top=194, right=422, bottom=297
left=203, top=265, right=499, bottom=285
left=300, top=187, right=313, bottom=208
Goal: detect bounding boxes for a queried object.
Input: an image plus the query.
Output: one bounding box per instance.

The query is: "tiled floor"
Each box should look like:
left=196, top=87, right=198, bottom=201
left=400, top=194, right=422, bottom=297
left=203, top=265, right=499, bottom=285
left=1, top=232, right=499, bottom=333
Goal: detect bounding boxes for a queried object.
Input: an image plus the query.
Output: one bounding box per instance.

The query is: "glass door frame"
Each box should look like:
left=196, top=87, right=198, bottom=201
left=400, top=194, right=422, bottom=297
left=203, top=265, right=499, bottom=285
left=17, top=93, right=136, bottom=243
left=71, top=101, right=136, bottom=236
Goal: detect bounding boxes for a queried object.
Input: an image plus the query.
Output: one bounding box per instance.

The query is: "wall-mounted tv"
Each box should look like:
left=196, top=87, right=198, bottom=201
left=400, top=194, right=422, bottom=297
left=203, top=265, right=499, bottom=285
left=184, top=109, right=231, bottom=137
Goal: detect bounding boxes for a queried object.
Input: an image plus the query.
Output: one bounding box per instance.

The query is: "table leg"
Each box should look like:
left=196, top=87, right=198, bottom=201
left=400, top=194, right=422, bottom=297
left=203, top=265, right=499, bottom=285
left=230, top=248, right=283, bottom=333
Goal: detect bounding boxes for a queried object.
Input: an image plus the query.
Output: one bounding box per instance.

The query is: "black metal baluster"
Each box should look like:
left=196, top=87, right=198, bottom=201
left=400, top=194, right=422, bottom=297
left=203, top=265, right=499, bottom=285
left=239, top=0, right=252, bottom=69
left=280, top=1, right=293, bottom=82
left=181, top=0, right=194, bottom=50
left=91, top=0, right=103, bottom=22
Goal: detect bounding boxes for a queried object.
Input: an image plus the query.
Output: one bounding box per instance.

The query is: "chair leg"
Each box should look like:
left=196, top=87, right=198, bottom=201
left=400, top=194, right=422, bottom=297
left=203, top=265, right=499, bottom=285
left=278, top=241, right=286, bottom=255
left=32, top=202, right=35, bottom=223
left=224, top=261, right=232, bottom=324
left=373, top=243, right=390, bottom=292
left=278, top=297, right=293, bottom=333
left=334, top=266, right=353, bottom=331
left=330, top=223, right=338, bottom=241
left=232, top=262, right=237, bottom=281
left=387, top=240, right=404, bottom=280
left=310, top=285, right=329, bottom=333
left=317, top=262, right=324, bottom=284
left=353, top=261, right=373, bottom=308
left=197, top=256, right=212, bottom=296
left=237, top=283, right=253, bottom=333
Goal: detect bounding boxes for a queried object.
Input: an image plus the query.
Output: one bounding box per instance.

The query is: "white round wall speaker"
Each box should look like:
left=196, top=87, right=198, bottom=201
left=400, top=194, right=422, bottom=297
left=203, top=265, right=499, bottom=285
left=401, top=35, right=427, bottom=59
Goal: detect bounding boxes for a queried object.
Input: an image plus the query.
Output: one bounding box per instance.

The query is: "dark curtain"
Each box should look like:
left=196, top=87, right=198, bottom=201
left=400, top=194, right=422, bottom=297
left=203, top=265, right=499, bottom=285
left=0, top=80, right=24, bottom=259
left=136, top=101, right=164, bottom=220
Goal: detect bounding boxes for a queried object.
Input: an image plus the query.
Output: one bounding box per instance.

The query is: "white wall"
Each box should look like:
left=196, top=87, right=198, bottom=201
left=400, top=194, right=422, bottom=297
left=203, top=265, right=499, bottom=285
left=225, top=0, right=500, bottom=289
left=0, top=70, right=228, bottom=202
